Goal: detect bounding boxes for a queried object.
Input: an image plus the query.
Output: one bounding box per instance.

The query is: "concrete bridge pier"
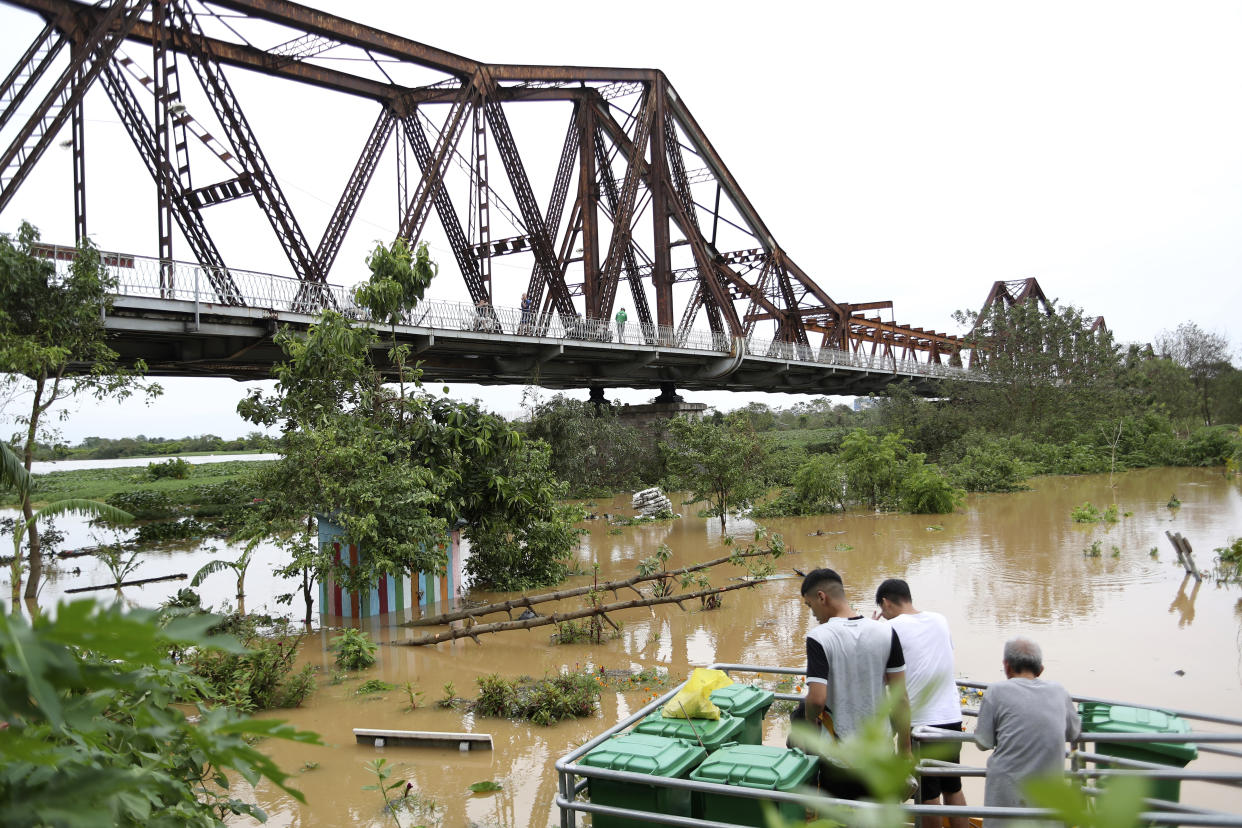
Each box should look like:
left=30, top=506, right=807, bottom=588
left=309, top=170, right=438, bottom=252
left=616, top=383, right=708, bottom=427
left=588, top=384, right=611, bottom=414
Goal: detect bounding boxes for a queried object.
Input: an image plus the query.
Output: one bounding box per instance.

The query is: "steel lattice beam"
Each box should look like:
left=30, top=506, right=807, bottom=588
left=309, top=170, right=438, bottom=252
left=315, top=107, right=394, bottom=275
left=484, top=97, right=575, bottom=320
left=165, top=0, right=321, bottom=284
left=98, top=58, right=242, bottom=302
left=0, top=0, right=150, bottom=212
left=402, top=110, right=487, bottom=303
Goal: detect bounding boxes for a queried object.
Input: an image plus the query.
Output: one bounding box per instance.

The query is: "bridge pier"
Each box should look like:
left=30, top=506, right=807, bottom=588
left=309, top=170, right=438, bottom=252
left=588, top=384, right=611, bottom=414
left=616, top=383, right=707, bottom=428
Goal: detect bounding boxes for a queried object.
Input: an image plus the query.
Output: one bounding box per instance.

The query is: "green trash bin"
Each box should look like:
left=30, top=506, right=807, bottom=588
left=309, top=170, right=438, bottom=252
left=634, top=709, right=746, bottom=752
left=1079, top=703, right=1198, bottom=803
left=580, top=732, right=706, bottom=828
left=689, top=743, right=819, bottom=827
left=710, top=684, right=775, bottom=745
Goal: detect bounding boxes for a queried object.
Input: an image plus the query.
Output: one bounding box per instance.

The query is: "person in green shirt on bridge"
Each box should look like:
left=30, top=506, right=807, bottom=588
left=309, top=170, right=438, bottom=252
left=615, top=307, right=627, bottom=342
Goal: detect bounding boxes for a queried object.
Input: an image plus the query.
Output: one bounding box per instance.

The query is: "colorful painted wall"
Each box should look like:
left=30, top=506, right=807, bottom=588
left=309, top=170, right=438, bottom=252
left=316, top=519, right=463, bottom=619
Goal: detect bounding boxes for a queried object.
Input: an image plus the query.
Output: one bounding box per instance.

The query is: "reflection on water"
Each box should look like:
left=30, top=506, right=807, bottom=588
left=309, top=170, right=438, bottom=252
left=28, top=452, right=278, bottom=474
left=1169, top=574, right=1201, bottom=627
left=3, top=467, right=1241, bottom=826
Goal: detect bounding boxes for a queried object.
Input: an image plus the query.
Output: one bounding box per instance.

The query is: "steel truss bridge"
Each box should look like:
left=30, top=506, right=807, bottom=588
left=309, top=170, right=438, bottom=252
left=30, top=243, right=967, bottom=394
left=1, top=0, right=969, bottom=394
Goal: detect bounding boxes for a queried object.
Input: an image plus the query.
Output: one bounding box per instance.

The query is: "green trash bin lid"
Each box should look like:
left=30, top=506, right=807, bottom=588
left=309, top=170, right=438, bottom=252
left=1078, top=703, right=1198, bottom=763
left=709, top=684, right=775, bottom=718
left=580, top=732, right=706, bottom=778
left=689, top=744, right=818, bottom=791
left=635, top=709, right=746, bottom=751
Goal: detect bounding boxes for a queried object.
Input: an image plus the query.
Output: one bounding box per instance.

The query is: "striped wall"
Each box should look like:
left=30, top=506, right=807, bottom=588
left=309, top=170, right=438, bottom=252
left=316, top=519, right=461, bottom=620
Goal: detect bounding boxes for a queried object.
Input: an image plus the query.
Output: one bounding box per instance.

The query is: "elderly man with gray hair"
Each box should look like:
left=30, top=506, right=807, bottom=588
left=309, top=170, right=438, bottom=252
left=974, top=637, right=1081, bottom=823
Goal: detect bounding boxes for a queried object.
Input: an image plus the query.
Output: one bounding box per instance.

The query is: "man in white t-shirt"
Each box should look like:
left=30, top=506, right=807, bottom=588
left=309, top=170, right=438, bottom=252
left=876, top=578, right=969, bottom=828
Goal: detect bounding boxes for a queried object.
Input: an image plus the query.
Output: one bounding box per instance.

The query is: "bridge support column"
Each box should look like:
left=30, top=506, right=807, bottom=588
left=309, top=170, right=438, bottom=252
left=588, top=384, right=611, bottom=414
left=616, top=385, right=706, bottom=428
left=653, top=382, right=682, bottom=404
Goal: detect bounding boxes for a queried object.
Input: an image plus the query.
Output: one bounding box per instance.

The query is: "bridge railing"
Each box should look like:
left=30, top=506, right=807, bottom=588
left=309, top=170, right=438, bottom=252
left=34, top=244, right=969, bottom=381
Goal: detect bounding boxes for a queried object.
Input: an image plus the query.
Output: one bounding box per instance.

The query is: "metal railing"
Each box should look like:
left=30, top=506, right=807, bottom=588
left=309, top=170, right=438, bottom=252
left=554, top=663, right=1242, bottom=828
left=35, top=243, right=972, bottom=382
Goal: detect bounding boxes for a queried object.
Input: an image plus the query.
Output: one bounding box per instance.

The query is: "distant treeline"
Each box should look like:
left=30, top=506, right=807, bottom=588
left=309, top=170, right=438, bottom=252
left=518, top=312, right=1242, bottom=515
left=23, top=431, right=277, bottom=461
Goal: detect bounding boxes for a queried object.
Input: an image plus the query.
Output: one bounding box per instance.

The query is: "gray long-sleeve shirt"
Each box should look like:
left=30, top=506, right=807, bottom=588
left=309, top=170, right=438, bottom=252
left=975, top=677, right=1081, bottom=817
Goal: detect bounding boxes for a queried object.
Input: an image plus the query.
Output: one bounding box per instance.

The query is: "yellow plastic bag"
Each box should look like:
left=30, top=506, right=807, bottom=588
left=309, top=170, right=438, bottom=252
left=661, top=668, right=734, bottom=720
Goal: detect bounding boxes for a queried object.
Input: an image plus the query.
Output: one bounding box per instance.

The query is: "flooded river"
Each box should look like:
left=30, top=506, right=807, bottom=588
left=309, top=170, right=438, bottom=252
left=4, top=466, right=1241, bottom=826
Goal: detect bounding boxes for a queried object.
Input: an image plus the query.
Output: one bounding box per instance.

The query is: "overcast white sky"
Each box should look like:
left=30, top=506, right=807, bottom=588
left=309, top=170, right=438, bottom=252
left=1, top=0, right=1239, bottom=443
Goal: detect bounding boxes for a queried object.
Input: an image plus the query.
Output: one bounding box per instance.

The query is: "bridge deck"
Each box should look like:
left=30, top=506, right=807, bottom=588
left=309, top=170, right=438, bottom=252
left=61, top=248, right=970, bottom=394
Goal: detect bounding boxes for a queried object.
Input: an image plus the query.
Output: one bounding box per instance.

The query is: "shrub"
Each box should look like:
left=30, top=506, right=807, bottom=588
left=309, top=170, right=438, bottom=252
left=1216, top=537, right=1242, bottom=564
left=332, top=627, right=377, bottom=670
left=183, top=614, right=316, bottom=711
left=134, top=517, right=209, bottom=543
left=105, top=489, right=176, bottom=519
left=475, top=673, right=518, bottom=717
left=1070, top=502, right=1119, bottom=524
left=147, top=456, right=192, bottom=480
left=474, top=671, right=600, bottom=725
left=945, top=437, right=1031, bottom=492
left=1185, top=426, right=1242, bottom=466
left=356, top=679, right=394, bottom=695
left=899, top=466, right=963, bottom=514
left=792, top=454, right=846, bottom=512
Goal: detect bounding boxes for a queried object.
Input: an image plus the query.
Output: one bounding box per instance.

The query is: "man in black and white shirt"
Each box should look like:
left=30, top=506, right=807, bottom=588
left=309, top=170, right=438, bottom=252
left=799, top=568, right=911, bottom=797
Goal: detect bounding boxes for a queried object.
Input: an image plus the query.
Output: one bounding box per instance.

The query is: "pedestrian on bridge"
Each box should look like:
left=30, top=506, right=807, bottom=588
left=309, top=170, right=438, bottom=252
left=615, top=307, right=627, bottom=342
left=519, top=292, right=533, bottom=334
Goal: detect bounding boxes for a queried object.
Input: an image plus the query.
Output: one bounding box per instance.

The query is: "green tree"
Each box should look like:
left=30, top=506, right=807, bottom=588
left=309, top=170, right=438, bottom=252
left=0, top=223, right=160, bottom=598
left=521, top=393, right=656, bottom=494
left=1156, top=321, right=1232, bottom=426
left=352, top=239, right=436, bottom=423
left=661, top=414, right=768, bottom=530
left=791, top=454, right=846, bottom=512
left=952, top=298, right=1124, bottom=440
left=836, top=429, right=961, bottom=514
left=238, top=249, right=581, bottom=612
left=0, top=599, right=320, bottom=826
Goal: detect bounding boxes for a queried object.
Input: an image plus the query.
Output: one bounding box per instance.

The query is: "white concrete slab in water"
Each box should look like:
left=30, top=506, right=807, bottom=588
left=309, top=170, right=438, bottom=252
left=353, top=728, right=493, bottom=751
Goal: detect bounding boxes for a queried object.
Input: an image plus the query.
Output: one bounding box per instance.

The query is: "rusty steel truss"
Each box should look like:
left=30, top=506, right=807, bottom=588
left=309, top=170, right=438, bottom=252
left=0, top=0, right=961, bottom=363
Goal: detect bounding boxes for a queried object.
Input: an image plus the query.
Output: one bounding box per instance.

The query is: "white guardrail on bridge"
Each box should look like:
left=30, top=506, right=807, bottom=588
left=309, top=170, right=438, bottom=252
left=36, top=244, right=970, bottom=382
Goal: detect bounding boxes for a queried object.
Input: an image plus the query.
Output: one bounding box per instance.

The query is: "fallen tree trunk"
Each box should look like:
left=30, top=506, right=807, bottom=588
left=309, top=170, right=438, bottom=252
left=398, top=580, right=761, bottom=646
left=64, top=573, right=188, bottom=593
left=404, top=547, right=774, bottom=627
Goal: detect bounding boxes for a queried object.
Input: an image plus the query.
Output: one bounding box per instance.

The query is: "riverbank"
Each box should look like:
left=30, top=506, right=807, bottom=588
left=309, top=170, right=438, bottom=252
left=0, top=457, right=273, bottom=508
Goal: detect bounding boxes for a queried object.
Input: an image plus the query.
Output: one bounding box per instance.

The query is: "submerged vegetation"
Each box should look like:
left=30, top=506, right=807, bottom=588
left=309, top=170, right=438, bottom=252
left=474, top=671, right=600, bottom=726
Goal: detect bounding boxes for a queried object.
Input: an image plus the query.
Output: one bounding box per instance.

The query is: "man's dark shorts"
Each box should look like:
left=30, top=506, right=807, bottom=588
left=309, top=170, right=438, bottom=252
left=917, top=721, right=964, bottom=800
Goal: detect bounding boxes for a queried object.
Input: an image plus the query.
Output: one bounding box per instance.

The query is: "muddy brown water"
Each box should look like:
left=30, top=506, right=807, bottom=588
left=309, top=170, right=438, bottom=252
left=4, top=466, right=1241, bottom=825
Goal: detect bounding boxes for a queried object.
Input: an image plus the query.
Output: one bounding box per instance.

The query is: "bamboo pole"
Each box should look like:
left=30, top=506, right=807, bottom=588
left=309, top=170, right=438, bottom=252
left=397, top=581, right=761, bottom=646
left=64, top=573, right=188, bottom=593
left=403, top=546, right=776, bottom=627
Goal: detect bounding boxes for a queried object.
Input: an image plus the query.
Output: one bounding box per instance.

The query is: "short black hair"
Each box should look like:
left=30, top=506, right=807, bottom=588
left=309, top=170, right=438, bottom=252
left=875, top=578, right=912, bottom=606
left=800, top=567, right=843, bottom=596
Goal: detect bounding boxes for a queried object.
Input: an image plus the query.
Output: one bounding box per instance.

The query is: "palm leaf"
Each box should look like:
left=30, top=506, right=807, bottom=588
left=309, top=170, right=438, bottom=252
left=31, top=499, right=133, bottom=526
left=191, top=559, right=230, bottom=587
left=1, top=442, right=30, bottom=495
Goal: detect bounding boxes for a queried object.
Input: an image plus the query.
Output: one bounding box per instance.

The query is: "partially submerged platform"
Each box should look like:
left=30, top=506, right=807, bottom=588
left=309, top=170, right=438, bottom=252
left=354, top=728, right=493, bottom=751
